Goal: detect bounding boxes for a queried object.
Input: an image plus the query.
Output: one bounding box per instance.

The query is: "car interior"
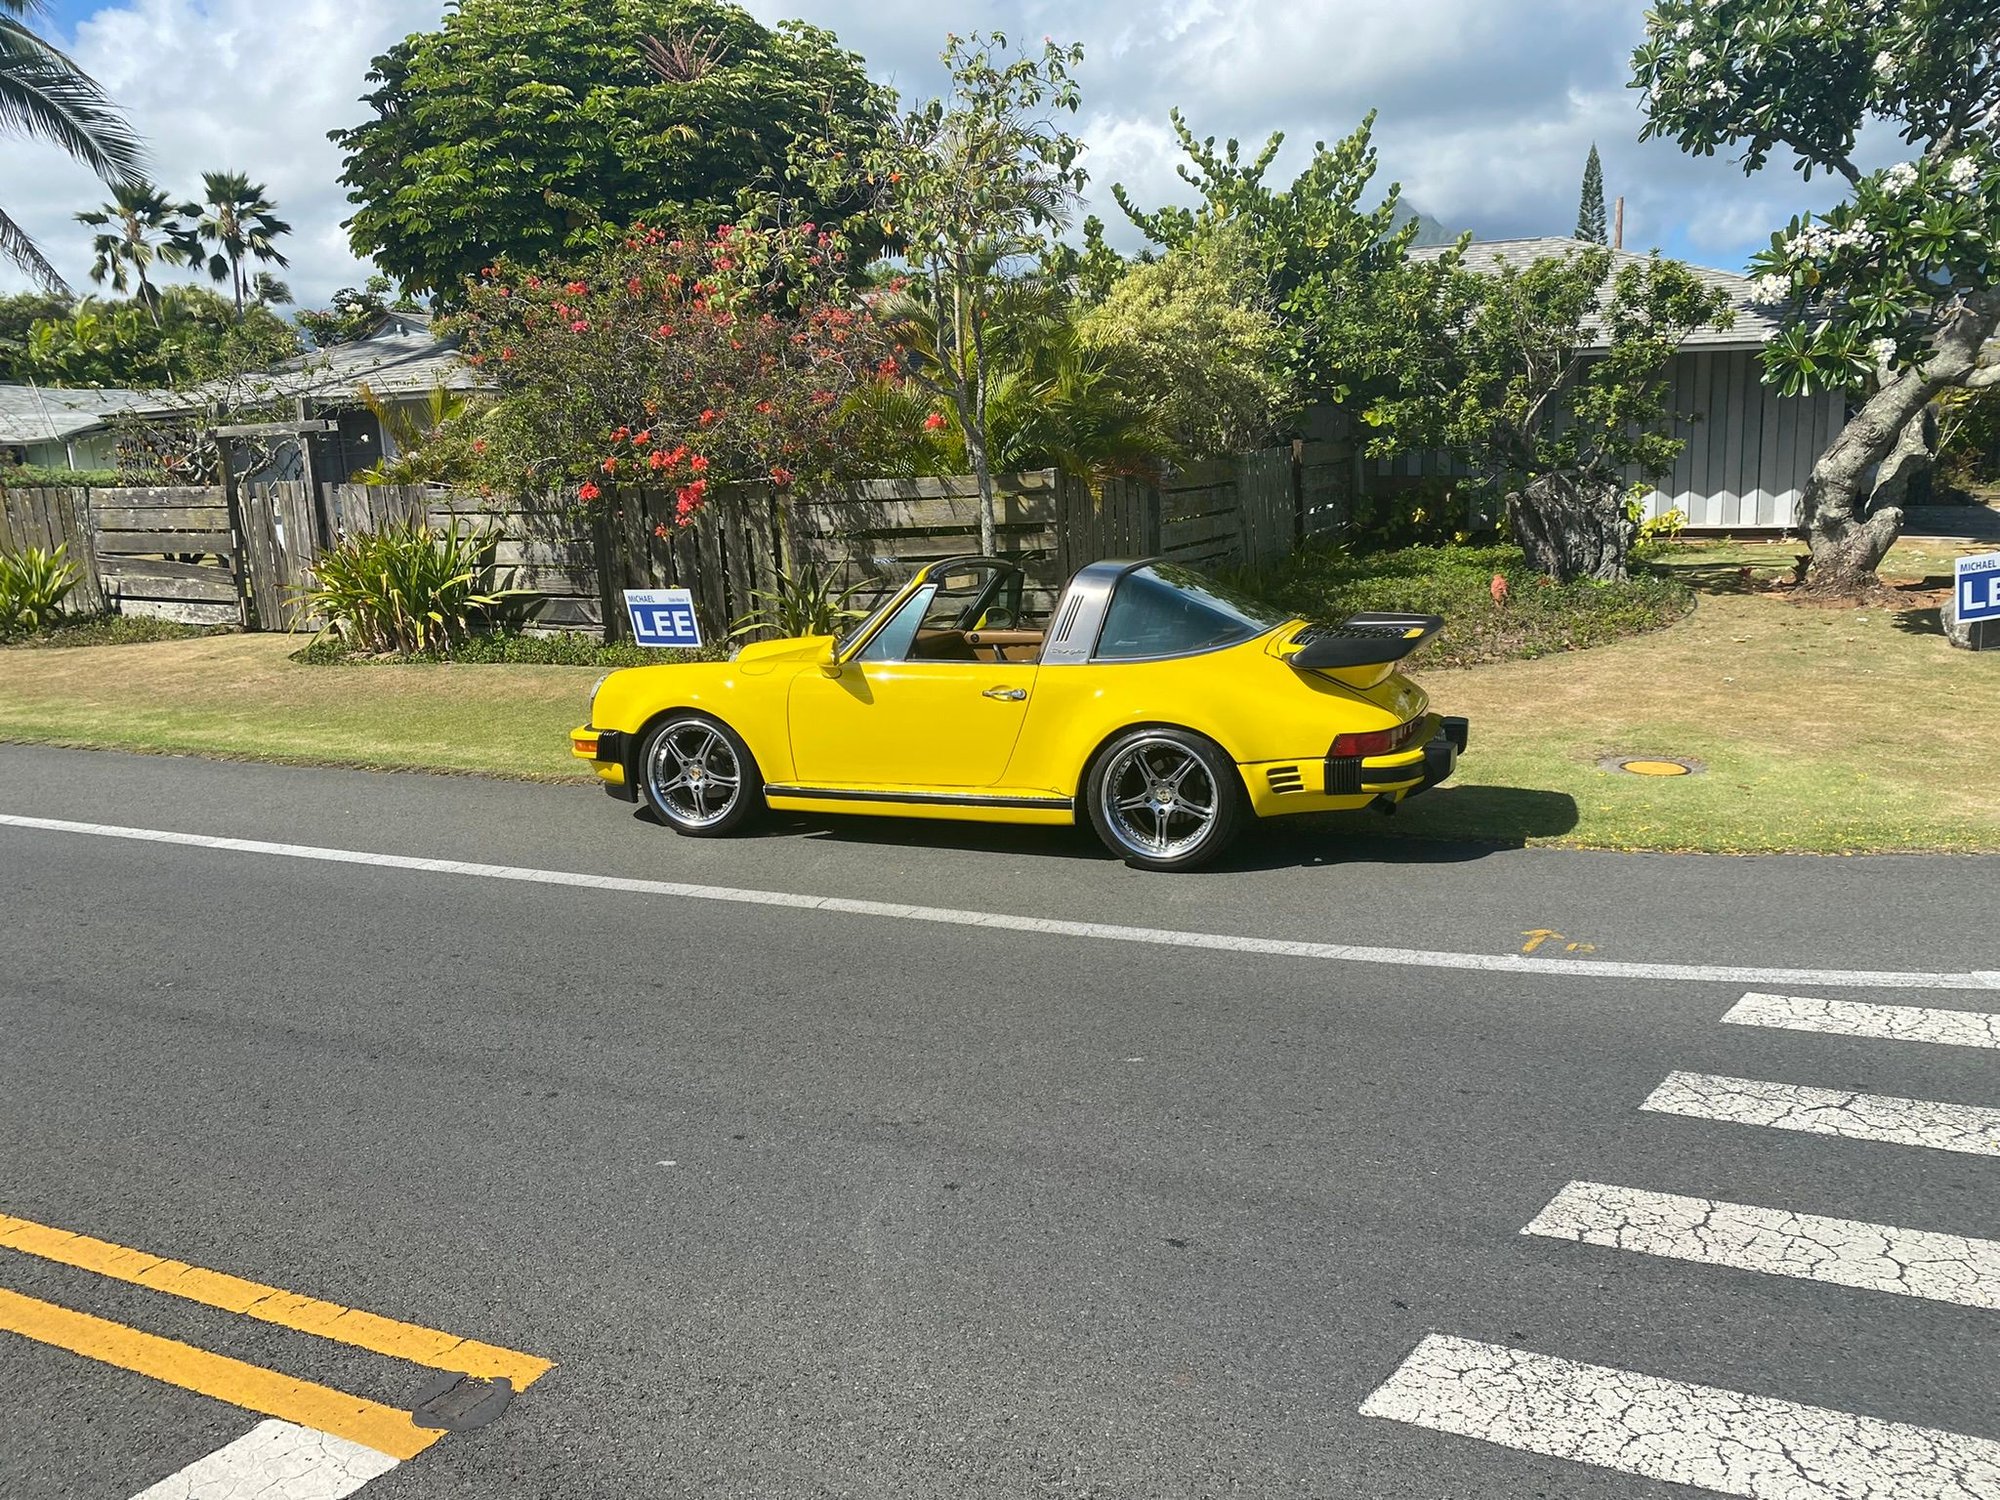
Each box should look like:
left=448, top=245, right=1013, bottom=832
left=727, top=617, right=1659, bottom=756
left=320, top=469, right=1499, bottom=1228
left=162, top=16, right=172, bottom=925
left=898, top=564, right=1046, bottom=664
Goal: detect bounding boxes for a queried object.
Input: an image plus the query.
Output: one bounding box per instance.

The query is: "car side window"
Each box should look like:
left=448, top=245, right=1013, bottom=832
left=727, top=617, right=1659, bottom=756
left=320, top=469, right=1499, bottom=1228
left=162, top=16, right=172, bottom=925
left=1094, top=565, right=1281, bottom=660
left=854, top=585, right=936, bottom=662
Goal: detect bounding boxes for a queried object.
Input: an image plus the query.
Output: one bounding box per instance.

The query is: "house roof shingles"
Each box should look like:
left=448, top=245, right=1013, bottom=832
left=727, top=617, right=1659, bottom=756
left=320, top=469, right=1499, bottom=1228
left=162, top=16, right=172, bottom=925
left=0, top=385, right=158, bottom=445
left=1412, top=235, right=1781, bottom=351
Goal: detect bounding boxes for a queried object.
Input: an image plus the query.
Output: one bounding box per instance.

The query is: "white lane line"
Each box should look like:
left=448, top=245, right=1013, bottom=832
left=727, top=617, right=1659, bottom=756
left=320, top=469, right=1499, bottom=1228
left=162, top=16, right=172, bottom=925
left=129, top=1420, right=398, bottom=1500
left=1523, top=1181, right=2000, bottom=1310
left=3, top=813, right=1997, bottom=991
left=1723, top=992, right=2000, bottom=1050
left=1360, top=1334, right=2000, bottom=1500
left=1642, top=1072, right=2000, bottom=1157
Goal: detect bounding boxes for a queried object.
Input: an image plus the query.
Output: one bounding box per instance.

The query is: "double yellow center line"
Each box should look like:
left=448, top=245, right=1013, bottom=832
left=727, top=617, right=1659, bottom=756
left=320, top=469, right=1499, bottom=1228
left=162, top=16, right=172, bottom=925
left=0, top=1211, right=551, bottom=1460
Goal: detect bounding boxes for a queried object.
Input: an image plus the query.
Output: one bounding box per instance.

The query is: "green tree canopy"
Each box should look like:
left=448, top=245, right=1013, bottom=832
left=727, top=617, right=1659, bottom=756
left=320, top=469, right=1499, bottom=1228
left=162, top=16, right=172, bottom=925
left=3, top=284, right=299, bottom=388
left=1076, top=226, right=1292, bottom=462
left=1367, top=247, right=1731, bottom=582
left=331, top=0, right=891, bottom=300
left=822, top=30, right=1088, bottom=553
left=1633, top=0, right=2000, bottom=593
left=1112, top=110, right=1438, bottom=420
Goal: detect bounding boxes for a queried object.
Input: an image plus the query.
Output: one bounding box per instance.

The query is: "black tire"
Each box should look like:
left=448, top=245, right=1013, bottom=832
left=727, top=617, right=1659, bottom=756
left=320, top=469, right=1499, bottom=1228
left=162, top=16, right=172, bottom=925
left=638, top=712, right=764, bottom=837
left=1084, top=727, right=1243, bottom=872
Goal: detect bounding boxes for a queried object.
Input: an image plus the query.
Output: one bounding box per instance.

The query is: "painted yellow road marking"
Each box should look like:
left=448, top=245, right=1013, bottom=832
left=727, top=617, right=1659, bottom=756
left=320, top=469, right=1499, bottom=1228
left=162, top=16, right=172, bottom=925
left=0, top=1287, right=440, bottom=1459
left=0, top=1211, right=550, bottom=1388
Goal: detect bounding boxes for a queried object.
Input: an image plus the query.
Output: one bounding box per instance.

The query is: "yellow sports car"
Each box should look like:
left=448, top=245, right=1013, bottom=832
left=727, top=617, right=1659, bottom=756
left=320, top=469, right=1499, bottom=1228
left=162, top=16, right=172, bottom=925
left=572, top=556, right=1466, bottom=871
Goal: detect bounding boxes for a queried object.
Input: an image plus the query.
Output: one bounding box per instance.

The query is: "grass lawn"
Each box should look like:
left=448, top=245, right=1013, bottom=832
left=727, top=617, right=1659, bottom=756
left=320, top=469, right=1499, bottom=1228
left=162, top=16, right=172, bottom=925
left=1, top=535, right=1995, bottom=853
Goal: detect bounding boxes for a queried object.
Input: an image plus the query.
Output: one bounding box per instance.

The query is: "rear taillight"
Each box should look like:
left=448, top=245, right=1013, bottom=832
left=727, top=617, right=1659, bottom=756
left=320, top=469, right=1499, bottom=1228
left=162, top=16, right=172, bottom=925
left=1331, top=729, right=1395, bottom=758
left=1332, top=719, right=1426, bottom=758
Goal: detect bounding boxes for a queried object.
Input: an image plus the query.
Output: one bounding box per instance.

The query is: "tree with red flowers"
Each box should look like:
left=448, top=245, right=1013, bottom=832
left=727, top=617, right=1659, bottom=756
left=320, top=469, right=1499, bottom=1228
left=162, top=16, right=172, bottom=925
left=450, top=223, right=887, bottom=524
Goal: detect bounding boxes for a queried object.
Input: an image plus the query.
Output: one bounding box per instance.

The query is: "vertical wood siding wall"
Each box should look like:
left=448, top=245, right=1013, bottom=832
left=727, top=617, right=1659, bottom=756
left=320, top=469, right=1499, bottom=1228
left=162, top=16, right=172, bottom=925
left=1367, top=350, right=1845, bottom=531
left=1641, top=350, right=1845, bottom=531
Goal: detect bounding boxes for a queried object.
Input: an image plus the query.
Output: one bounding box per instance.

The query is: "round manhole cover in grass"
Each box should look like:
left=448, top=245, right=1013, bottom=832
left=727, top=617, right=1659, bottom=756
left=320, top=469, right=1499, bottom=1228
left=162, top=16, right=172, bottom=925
left=1599, top=755, right=1705, bottom=777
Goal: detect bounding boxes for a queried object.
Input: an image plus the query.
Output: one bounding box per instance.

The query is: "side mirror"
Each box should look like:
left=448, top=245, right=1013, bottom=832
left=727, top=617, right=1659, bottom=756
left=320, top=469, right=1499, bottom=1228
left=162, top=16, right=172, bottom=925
left=818, top=644, right=844, bottom=678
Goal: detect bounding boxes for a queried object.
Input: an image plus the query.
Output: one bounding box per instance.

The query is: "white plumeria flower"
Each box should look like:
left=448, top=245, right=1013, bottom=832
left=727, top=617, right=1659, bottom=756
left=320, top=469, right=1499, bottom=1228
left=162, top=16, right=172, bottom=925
left=1881, top=162, right=1918, bottom=193
left=1871, top=338, right=1898, bottom=367
left=1750, top=273, right=1788, bottom=301
left=1674, top=19, right=1695, bottom=38
left=1872, top=50, right=1897, bottom=77
left=1946, top=156, right=1980, bottom=189
left=1687, top=48, right=1709, bottom=67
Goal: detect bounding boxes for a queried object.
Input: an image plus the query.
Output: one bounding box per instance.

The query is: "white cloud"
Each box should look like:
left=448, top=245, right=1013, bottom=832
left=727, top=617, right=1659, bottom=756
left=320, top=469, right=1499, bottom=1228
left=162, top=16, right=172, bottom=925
left=2, top=0, right=1868, bottom=311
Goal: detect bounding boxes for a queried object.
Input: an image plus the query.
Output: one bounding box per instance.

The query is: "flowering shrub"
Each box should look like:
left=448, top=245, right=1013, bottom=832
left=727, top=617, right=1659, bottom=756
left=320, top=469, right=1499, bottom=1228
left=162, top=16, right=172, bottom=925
left=450, top=223, right=888, bottom=524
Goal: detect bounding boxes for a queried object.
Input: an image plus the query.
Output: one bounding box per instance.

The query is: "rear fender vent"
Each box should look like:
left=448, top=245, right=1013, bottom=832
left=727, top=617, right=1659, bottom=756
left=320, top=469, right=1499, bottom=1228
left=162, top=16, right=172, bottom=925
left=1266, top=765, right=1305, bottom=795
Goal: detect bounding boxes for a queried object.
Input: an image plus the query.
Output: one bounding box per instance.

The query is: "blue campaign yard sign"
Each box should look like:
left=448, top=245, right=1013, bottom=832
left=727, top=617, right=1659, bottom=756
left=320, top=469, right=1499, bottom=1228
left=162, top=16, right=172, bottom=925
left=1957, top=553, right=2000, bottom=625
left=623, top=588, right=703, bottom=648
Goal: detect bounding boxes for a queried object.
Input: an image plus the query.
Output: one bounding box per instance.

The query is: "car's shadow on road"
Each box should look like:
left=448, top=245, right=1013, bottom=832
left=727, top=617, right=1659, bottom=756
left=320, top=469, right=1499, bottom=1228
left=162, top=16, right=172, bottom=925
left=630, top=785, right=1579, bottom=873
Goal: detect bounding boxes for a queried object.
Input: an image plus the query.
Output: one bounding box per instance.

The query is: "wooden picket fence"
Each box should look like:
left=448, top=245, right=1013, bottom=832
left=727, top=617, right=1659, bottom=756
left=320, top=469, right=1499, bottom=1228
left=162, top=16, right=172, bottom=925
left=0, top=438, right=1356, bottom=640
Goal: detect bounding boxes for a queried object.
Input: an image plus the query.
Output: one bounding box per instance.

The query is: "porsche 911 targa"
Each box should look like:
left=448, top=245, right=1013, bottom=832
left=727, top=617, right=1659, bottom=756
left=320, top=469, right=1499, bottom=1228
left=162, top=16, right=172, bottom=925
left=572, top=556, right=1467, bottom=871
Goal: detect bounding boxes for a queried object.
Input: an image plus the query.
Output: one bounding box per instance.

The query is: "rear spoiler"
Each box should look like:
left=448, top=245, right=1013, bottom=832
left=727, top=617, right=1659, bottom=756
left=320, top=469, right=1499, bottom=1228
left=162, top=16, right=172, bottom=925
left=1284, top=613, right=1444, bottom=671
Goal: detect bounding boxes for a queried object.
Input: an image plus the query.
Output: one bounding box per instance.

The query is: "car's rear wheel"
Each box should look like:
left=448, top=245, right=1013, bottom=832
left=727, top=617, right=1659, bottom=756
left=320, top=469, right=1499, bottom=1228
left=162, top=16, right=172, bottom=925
left=639, top=712, right=763, bottom=837
left=1085, top=728, right=1242, bottom=872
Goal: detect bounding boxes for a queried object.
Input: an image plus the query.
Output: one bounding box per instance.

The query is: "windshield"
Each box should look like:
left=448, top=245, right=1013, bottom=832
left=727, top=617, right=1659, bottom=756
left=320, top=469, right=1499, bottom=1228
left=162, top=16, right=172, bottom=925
left=1093, top=564, right=1292, bottom=661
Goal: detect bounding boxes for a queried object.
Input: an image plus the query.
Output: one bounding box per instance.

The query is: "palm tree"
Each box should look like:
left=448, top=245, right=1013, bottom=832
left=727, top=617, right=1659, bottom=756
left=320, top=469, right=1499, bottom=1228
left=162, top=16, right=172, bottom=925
left=75, top=177, right=185, bottom=324
left=0, top=0, right=146, bottom=291
left=250, top=270, right=292, bottom=308
left=176, top=171, right=290, bottom=317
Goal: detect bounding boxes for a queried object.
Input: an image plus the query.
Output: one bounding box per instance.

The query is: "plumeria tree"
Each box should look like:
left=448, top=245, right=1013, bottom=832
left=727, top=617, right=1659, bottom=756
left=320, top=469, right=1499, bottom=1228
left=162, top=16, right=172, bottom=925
left=1635, top=0, right=2000, bottom=593
left=824, top=31, right=1088, bottom=555
left=451, top=222, right=888, bottom=526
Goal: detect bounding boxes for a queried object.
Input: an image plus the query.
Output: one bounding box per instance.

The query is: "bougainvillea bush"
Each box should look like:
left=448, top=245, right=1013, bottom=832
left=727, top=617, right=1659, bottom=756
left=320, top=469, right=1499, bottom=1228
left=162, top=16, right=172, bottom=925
left=450, top=223, right=891, bottom=526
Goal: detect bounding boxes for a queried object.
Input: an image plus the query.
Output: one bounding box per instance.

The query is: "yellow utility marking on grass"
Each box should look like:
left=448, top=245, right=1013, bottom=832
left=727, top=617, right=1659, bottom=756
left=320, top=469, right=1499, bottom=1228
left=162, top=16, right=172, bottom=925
left=0, top=1211, right=551, bottom=1388
left=0, top=1287, right=439, bottom=1460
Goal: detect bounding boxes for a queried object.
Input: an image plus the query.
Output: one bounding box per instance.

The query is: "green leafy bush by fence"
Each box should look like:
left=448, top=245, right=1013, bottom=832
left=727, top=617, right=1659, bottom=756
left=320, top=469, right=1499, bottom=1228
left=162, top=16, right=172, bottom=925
left=302, top=517, right=524, bottom=656
left=0, top=544, right=79, bottom=638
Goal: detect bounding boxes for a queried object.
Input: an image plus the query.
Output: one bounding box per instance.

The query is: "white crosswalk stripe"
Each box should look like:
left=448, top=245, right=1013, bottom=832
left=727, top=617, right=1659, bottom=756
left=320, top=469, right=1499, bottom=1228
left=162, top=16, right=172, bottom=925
left=1641, top=1071, right=2000, bottom=1157
left=1722, top=993, right=2000, bottom=1050
left=1523, top=1181, right=2000, bottom=1310
left=128, top=1421, right=398, bottom=1500
left=1360, top=1335, right=2000, bottom=1500
left=1364, top=993, right=2000, bottom=1492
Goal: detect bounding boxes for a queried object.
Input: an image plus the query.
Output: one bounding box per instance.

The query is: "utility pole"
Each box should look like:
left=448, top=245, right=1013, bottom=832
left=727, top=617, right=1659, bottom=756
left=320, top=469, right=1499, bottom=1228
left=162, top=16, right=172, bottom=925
left=1614, top=197, right=1625, bottom=251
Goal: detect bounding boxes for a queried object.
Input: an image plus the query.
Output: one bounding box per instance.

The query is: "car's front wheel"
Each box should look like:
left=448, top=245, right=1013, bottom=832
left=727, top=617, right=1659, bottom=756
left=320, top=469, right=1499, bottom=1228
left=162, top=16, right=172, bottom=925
left=639, top=712, right=763, bottom=837
left=1085, top=728, right=1243, bottom=872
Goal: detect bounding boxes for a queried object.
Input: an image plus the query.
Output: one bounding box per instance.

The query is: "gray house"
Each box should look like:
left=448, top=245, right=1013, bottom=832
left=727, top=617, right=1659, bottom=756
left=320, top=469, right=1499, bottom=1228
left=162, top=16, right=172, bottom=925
left=0, top=314, right=481, bottom=486
left=1394, top=236, right=1846, bottom=532
left=0, top=385, right=158, bottom=472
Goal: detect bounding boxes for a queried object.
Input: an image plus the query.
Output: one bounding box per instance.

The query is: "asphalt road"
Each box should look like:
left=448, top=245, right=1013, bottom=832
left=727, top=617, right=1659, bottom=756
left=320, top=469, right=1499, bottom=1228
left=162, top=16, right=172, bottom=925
left=1, top=743, right=1995, bottom=1499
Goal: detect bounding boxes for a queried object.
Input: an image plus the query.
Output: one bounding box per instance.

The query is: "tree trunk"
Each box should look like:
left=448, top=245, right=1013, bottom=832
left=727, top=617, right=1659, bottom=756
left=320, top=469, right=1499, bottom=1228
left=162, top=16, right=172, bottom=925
left=964, top=420, right=998, bottom=556
left=1869, top=407, right=1935, bottom=512
left=1507, top=473, right=1635, bottom=583
left=1801, top=290, right=2000, bottom=595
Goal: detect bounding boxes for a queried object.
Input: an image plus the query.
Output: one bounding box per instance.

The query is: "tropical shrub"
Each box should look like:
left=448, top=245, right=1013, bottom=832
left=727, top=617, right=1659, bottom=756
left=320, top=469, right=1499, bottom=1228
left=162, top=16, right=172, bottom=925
left=0, top=545, right=79, bottom=638
left=729, top=556, right=874, bottom=640
left=451, top=222, right=889, bottom=523
left=1076, top=225, right=1292, bottom=462
left=301, top=519, right=521, bottom=655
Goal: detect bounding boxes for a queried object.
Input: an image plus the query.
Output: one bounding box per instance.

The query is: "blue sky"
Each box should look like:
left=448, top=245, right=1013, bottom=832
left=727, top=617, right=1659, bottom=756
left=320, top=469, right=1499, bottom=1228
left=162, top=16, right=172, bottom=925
left=9, top=0, right=1871, bottom=307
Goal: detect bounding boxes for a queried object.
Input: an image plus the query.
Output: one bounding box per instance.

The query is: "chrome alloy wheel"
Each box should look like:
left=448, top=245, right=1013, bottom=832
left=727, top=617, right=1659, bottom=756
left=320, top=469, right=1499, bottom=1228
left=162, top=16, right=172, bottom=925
left=1097, top=735, right=1222, bottom=859
left=646, top=720, right=742, bottom=828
